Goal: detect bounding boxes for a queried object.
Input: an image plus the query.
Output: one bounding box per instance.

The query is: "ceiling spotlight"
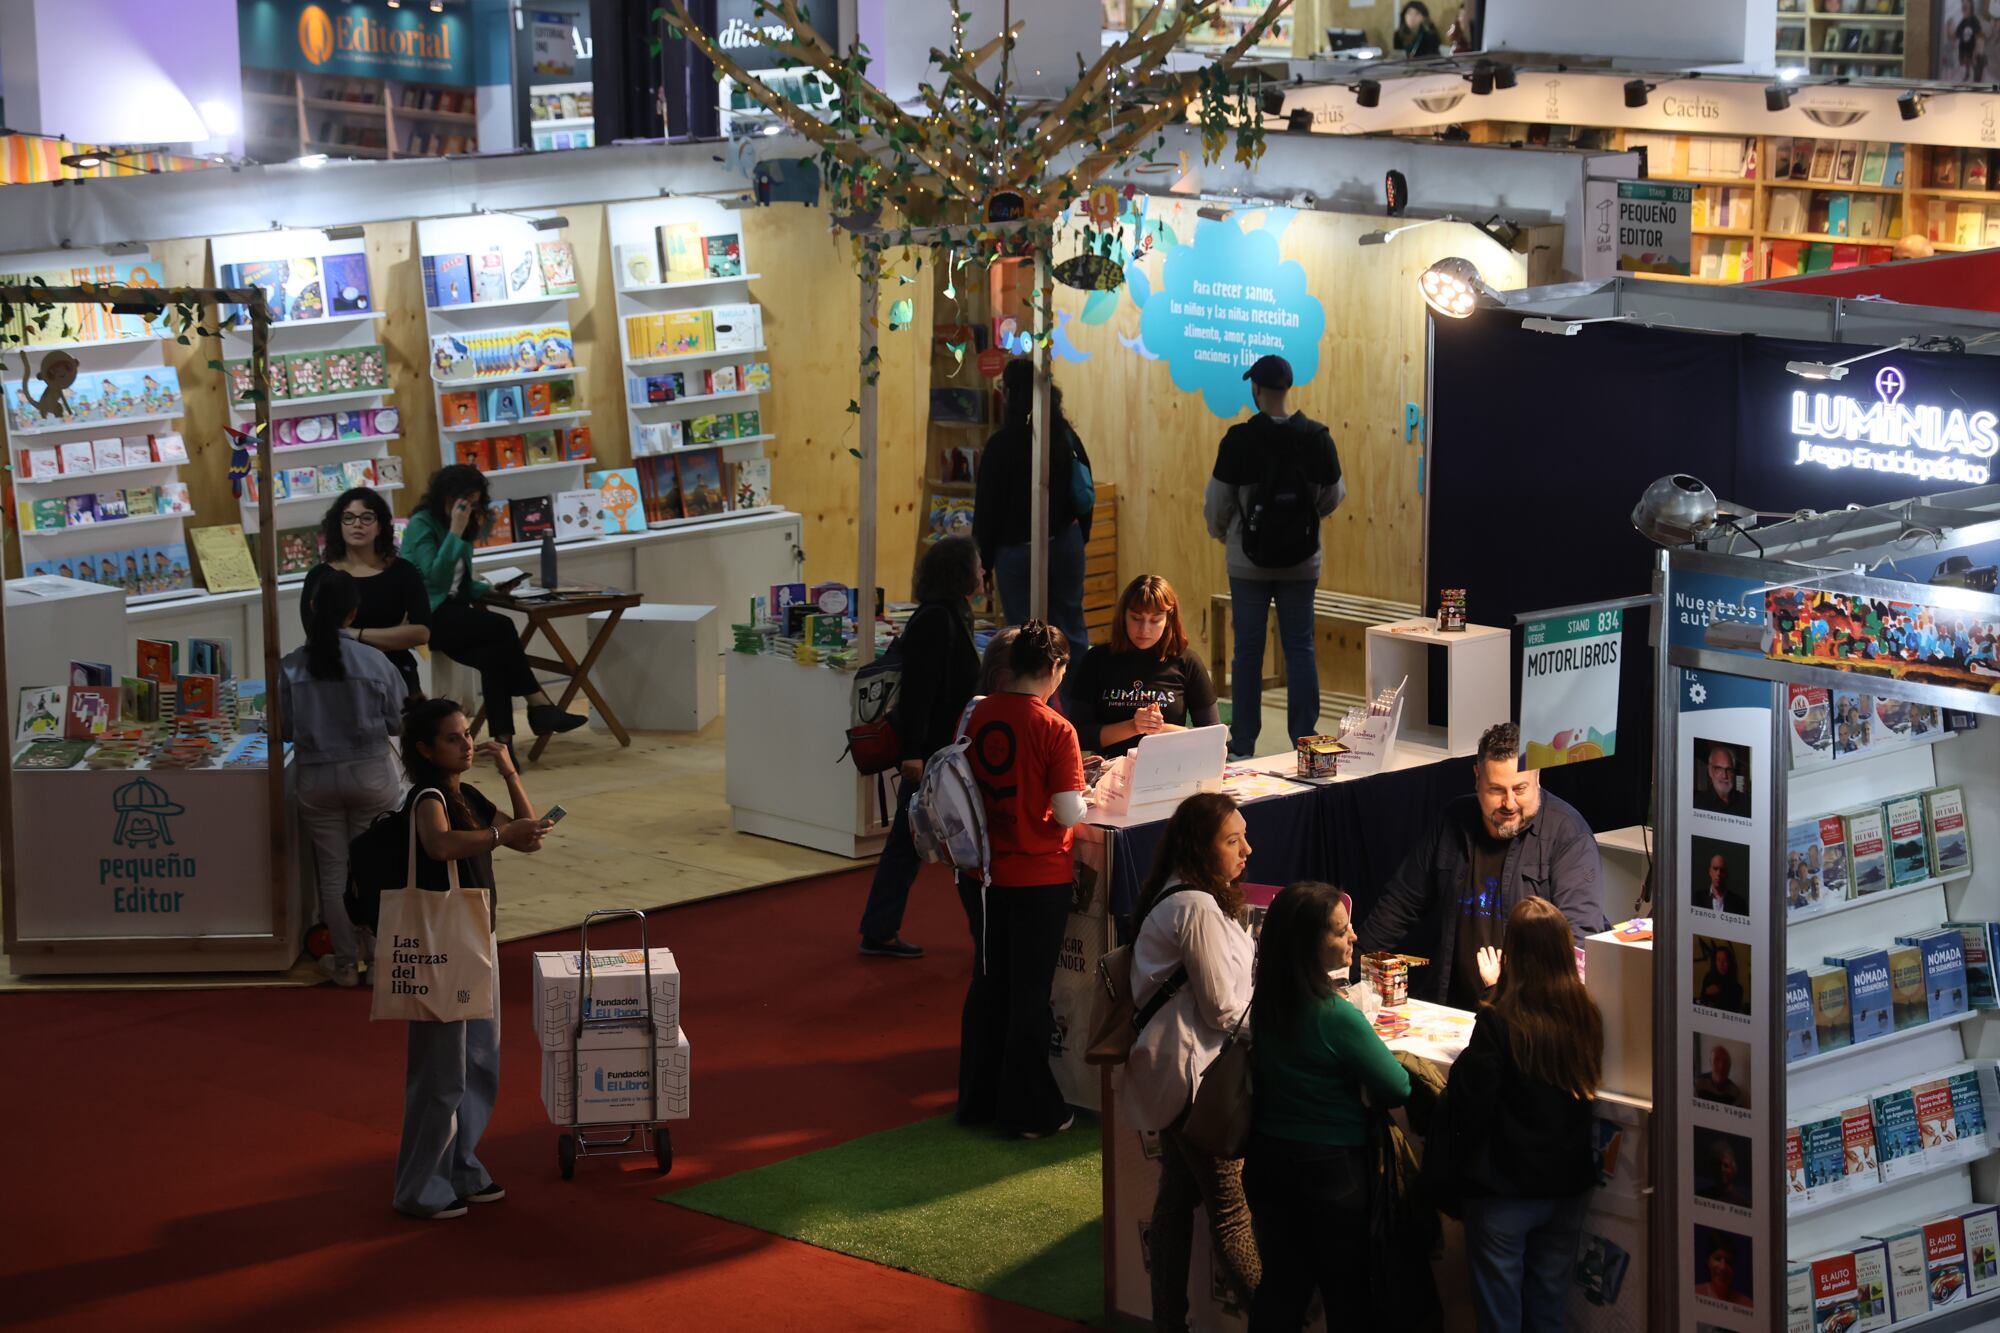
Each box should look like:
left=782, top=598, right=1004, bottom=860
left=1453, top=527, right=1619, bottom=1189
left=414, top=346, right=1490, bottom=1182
left=60, top=153, right=104, bottom=169
left=324, top=224, right=365, bottom=241
left=1260, top=88, right=1287, bottom=119
left=1766, top=83, right=1794, bottom=112
left=1632, top=475, right=1721, bottom=547
left=1419, top=256, right=1493, bottom=320
left=1469, top=60, right=1497, bottom=96
left=1784, top=337, right=1916, bottom=381
left=1360, top=214, right=1461, bottom=245
left=533, top=215, right=569, bottom=231
left=1625, top=79, right=1654, bottom=109
left=430, top=0, right=443, bottom=9
left=1899, top=90, right=1928, bottom=120
left=1521, top=314, right=1637, bottom=336
left=292, top=153, right=329, bottom=169
left=1355, top=78, right=1381, bottom=108
left=386, top=0, right=400, bottom=7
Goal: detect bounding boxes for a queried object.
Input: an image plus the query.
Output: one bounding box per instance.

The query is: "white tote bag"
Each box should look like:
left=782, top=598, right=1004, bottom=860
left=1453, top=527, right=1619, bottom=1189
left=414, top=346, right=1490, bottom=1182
left=369, top=789, right=498, bottom=1023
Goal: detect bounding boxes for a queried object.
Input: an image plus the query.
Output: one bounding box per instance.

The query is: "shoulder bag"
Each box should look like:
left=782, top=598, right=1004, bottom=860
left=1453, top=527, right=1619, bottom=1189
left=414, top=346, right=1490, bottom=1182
left=1182, top=1003, right=1254, bottom=1158
left=368, top=789, right=498, bottom=1024
left=1084, top=886, right=1199, bottom=1066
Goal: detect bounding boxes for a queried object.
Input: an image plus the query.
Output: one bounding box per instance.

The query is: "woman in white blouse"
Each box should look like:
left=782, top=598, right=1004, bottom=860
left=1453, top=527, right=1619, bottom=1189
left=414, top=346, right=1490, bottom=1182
left=1124, top=792, right=1261, bottom=1330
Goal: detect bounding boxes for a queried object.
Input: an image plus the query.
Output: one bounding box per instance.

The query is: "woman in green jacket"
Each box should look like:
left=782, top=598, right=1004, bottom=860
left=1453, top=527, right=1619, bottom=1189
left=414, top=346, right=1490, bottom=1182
left=1245, top=881, right=1411, bottom=1329
left=402, top=465, right=586, bottom=753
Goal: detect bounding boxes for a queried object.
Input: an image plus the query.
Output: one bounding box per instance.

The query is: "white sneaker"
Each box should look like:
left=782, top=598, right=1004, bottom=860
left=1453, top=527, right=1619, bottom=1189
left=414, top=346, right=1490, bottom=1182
left=317, top=956, right=360, bottom=987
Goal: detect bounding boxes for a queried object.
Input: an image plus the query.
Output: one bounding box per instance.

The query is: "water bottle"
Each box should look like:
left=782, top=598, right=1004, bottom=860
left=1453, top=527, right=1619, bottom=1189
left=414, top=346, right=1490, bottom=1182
left=539, top=529, right=558, bottom=591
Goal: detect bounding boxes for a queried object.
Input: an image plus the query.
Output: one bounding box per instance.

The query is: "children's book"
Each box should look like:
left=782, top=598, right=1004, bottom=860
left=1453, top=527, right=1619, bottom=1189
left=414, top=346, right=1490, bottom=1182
left=553, top=489, right=599, bottom=540
left=176, top=673, right=219, bottom=720
left=587, top=468, right=646, bottom=535
left=729, top=457, right=772, bottom=511
left=509, top=495, right=554, bottom=539
left=537, top=239, right=579, bottom=296
left=702, top=233, right=743, bottom=278
left=190, top=525, right=260, bottom=594
left=676, top=450, right=725, bottom=517
left=15, top=685, right=65, bottom=742
left=324, top=251, right=373, bottom=314
left=431, top=253, right=473, bottom=307
left=658, top=223, right=706, bottom=282
left=64, top=684, right=117, bottom=739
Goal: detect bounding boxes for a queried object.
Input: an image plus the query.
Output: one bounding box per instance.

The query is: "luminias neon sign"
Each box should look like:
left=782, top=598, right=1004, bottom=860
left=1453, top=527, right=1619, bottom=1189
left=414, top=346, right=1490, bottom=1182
left=1792, top=366, right=1997, bottom=486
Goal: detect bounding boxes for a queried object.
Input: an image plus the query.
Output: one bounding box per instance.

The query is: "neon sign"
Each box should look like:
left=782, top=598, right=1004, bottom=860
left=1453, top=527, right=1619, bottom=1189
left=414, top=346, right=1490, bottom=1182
left=1791, top=366, right=1998, bottom=486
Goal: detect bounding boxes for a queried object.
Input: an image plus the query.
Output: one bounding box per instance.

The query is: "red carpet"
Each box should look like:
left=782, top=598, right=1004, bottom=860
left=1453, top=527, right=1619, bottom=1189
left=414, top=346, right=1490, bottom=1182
left=1, top=864, right=1085, bottom=1332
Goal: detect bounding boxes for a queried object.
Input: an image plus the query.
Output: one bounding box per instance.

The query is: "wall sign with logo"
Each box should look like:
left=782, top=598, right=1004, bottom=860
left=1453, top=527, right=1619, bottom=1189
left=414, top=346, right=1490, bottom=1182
left=239, top=0, right=473, bottom=85
left=1520, top=605, right=1622, bottom=768
left=1616, top=181, right=1692, bottom=276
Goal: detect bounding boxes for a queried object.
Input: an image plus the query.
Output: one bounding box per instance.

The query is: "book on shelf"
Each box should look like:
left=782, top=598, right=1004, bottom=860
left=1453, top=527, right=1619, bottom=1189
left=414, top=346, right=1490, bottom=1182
left=474, top=250, right=507, bottom=304
left=1958, top=204, right=1989, bottom=248
left=1859, top=140, right=1889, bottom=186
left=587, top=467, right=645, bottom=534
left=1809, top=140, right=1838, bottom=182
left=658, top=223, right=705, bottom=283
left=1833, top=141, right=1860, bottom=185
left=537, top=239, right=580, bottom=297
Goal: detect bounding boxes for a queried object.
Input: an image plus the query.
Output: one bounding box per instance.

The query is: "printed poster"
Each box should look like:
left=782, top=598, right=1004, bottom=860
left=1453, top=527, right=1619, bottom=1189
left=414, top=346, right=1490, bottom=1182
left=1521, top=605, right=1622, bottom=769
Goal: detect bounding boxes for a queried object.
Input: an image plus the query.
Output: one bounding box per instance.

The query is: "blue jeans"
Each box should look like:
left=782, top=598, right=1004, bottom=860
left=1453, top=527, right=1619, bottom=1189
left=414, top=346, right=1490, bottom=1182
left=858, top=783, right=921, bottom=941
left=1462, top=1192, right=1589, bottom=1333
left=1228, top=575, right=1319, bottom=756
left=995, top=521, right=1088, bottom=654
left=394, top=959, right=501, bottom=1216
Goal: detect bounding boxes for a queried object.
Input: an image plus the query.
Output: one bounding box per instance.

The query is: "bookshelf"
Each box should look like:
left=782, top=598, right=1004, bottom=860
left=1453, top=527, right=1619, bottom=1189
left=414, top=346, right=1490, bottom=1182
left=210, top=229, right=397, bottom=572
left=240, top=65, right=478, bottom=162
left=1776, top=0, right=1914, bottom=75
left=605, top=197, right=776, bottom=531
left=529, top=81, right=595, bottom=152
left=2, top=246, right=198, bottom=600
left=415, top=213, right=594, bottom=550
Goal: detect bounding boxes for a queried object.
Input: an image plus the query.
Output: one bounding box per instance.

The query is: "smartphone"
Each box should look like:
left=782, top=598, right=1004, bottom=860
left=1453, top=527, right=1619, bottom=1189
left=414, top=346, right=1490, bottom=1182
left=543, top=804, right=568, bottom=826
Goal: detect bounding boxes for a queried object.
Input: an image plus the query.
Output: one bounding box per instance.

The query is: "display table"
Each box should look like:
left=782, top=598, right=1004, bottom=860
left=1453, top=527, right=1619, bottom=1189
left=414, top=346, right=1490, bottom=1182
left=724, top=651, right=890, bottom=858
left=1364, top=618, right=1510, bottom=757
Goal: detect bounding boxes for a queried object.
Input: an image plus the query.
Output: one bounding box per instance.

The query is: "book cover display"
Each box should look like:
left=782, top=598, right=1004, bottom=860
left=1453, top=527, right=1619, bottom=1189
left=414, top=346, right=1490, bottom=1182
left=429, top=324, right=575, bottom=382
left=1831, top=947, right=1894, bottom=1043
left=1885, top=793, right=1932, bottom=888
left=1847, top=808, right=1890, bottom=896
left=8, top=365, right=183, bottom=433
left=587, top=468, right=646, bottom=535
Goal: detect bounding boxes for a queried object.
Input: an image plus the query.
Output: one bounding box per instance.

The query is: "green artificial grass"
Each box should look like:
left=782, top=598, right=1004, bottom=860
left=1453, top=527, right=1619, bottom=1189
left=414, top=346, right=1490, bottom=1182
left=662, top=1113, right=1103, bottom=1325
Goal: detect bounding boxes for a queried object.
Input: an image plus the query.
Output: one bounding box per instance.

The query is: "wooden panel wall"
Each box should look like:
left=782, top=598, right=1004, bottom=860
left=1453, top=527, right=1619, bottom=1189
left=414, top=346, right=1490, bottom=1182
left=1048, top=201, right=1561, bottom=681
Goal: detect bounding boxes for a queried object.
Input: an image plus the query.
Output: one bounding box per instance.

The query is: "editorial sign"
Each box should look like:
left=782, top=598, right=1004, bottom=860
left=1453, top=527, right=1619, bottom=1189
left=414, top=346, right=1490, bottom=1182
left=1520, top=605, right=1622, bottom=768
left=1617, top=181, right=1692, bottom=276
left=239, top=0, right=473, bottom=85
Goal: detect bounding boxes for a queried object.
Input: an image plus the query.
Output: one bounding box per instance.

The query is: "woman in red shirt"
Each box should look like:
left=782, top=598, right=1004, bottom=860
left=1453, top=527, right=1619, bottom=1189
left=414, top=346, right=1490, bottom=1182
left=958, top=621, right=1088, bottom=1138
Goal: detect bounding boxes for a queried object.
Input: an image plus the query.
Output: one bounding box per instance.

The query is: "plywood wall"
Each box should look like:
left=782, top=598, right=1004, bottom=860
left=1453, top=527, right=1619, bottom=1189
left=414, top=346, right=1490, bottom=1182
left=1047, top=201, right=1560, bottom=681
left=85, top=204, right=928, bottom=598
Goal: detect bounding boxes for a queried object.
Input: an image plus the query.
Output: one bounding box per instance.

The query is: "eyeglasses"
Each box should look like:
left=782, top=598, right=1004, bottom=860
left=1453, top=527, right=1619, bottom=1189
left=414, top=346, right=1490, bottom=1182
left=340, top=512, right=378, bottom=526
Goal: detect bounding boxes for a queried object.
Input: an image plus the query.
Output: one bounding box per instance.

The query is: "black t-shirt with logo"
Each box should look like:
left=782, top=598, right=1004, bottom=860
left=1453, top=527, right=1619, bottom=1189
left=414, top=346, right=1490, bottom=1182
left=1066, top=645, right=1217, bottom=758
left=1450, top=832, right=1510, bottom=1010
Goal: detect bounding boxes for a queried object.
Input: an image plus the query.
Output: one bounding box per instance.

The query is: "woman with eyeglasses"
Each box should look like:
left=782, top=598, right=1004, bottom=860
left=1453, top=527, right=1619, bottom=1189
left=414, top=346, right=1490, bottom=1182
left=303, top=487, right=432, bottom=699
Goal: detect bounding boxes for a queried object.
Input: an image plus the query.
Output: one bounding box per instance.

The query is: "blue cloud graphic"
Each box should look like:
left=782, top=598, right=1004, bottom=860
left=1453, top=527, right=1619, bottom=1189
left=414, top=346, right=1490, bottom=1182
left=1137, top=217, right=1325, bottom=419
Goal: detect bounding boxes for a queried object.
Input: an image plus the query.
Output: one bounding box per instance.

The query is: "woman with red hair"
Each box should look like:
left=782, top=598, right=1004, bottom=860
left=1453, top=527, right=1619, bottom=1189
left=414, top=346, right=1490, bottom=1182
left=1066, top=574, right=1221, bottom=759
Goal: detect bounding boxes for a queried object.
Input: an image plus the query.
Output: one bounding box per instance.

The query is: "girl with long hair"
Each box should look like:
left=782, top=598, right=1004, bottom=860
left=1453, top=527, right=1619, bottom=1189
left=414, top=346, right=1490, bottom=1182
left=392, top=696, right=552, bottom=1220
left=278, top=568, right=408, bottom=986
left=1126, top=792, right=1261, bottom=1329
left=1397, top=0, right=1442, bottom=56
left=957, top=621, right=1086, bottom=1138
left=1067, top=574, right=1221, bottom=759
left=1245, top=881, right=1411, bottom=1327
left=1436, top=896, right=1603, bottom=1332
left=972, top=358, right=1094, bottom=653
left=303, top=487, right=431, bottom=698
left=400, top=465, right=585, bottom=755
left=856, top=536, right=985, bottom=959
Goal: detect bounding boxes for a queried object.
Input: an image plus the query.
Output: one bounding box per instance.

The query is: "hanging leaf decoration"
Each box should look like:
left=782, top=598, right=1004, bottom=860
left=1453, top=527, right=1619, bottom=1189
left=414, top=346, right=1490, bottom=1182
left=888, top=298, right=915, bottom=330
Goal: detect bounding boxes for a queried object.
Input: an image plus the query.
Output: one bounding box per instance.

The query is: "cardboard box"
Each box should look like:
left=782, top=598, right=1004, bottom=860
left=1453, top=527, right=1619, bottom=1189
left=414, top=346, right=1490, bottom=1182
left=531, top=948, right=680, bottom=1050
left=540, top=1027, right=691, bottom=1126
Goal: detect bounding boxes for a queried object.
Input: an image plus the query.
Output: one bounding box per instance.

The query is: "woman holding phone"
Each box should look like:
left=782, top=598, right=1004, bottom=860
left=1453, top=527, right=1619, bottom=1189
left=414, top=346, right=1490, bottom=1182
left=402, top=465, right=586, bottom=758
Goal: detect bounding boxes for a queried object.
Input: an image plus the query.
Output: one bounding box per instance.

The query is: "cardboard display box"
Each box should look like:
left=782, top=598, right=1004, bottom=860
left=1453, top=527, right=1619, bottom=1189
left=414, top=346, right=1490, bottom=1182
left=532, top=947, right=680, bottom=1050
left=541, top=1026, right=691, bottom=1126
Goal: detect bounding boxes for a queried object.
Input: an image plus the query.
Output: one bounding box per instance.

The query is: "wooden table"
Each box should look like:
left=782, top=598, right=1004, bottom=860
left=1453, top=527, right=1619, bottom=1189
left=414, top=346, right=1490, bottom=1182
left=473, top=587, right=645, bottom=762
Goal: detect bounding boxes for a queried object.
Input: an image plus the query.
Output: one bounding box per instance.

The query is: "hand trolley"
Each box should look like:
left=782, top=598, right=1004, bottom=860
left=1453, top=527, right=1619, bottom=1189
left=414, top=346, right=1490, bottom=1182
left=556, top=908, right=675, bottom=1179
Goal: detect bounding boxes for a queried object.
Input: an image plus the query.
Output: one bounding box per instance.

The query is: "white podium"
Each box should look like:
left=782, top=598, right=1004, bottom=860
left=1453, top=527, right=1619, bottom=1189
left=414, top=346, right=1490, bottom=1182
left=586, top=603, right=719, bottom=733
left=5, top=576, right=126, bottom=696
left=1363, top=617, right=1510, bottom=757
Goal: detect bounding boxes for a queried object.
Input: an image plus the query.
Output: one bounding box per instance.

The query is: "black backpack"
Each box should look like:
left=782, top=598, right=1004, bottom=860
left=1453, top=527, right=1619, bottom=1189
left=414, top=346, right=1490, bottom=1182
left=1239, top=426, right=1322, bottom=569
left=343, top=787, right=438, bottom=929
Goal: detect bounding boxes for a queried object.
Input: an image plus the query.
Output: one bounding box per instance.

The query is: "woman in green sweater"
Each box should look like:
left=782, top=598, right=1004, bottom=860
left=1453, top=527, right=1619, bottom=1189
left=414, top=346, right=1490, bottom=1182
left=402, top=465, right=586, bottom=755
left=1245, top=881, right=1410, bottom=1329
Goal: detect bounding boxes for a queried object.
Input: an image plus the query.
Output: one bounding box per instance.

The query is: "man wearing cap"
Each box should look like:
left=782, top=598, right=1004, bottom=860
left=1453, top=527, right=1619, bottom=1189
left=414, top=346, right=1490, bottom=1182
left=1203, top=354, right=1346, bottom=759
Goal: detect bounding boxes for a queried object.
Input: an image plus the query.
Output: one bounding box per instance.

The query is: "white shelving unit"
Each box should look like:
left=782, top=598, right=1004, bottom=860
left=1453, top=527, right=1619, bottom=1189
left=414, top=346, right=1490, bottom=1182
left=212, top=228, right=398, bottom=552
left=605, top=196, right=774, bottom=530
left=414, top=212, right=591, bottom=535
left=528, top=80, right=594, bottom=152
left=2, top=245, right=196, bottom=600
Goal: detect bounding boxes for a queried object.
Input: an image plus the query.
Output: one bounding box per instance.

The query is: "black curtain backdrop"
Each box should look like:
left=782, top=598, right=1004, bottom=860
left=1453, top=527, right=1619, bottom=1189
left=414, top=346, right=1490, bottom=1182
left=1429, top=309, right=2000, bottom=839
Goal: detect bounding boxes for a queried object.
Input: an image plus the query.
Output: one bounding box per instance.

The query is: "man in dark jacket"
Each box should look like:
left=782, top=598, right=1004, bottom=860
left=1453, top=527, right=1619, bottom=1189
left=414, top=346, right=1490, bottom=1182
left=1204, top=355, right=1345, bottom=759
left=858, top=537, right=983, bottom=959
left=1355, top=723, right=1605, bottom=1007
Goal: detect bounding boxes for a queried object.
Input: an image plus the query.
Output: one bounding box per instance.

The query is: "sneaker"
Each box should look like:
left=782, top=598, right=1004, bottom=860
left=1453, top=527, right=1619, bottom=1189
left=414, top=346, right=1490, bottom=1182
left=317, top=955, right=359, bottom=988
left=409, top=1199, right=468, bottom=1220
left=1018, top=1113, right=1076, bottom=1141
left=527, top=704, right=588, bottom=736
left=465, top=1181, right=506, bottom=1204
left=859, top=936, right=924, bottom=959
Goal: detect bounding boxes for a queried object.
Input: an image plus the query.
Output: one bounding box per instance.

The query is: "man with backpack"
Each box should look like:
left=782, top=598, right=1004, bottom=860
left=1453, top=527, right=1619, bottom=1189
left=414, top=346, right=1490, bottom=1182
left=1204, top=355, right=1347, bottom=759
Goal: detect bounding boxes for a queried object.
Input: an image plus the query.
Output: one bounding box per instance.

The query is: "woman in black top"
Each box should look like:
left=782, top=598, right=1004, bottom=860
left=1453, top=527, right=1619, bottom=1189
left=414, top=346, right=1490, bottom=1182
left=391, top=696, right=551, bottom=1220
left=1396, top=0, right=1443, bottom=57
left=1067, top=574, right=1220, bottom=759
left=1430, top=897, right=1602, bottom=1333
left=857, top=536, right=984, bottom=959
left=973, top=358, right=1094, bottom=654
left=303, top=488, right=432, bottom=699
